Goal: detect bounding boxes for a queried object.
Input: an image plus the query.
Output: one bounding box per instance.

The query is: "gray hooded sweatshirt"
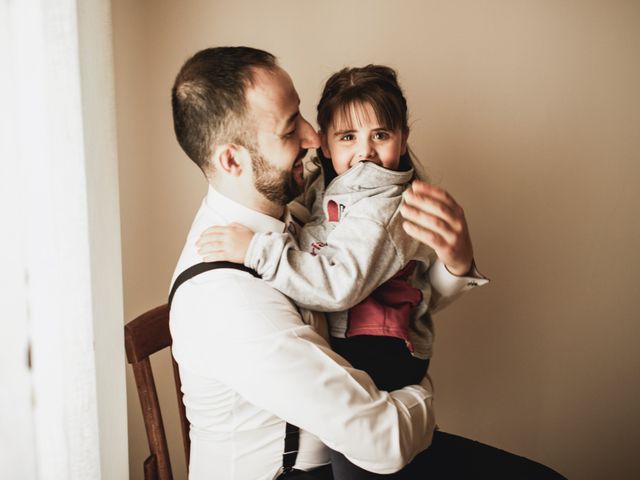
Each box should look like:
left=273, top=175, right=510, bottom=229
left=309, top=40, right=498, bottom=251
left=245, top=160, right=487, bottom=359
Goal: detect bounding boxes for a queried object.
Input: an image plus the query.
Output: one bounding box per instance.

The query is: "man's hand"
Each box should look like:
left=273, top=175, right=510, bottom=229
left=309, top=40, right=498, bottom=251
left=196, top=223, right=255, bottom=264
left=400, top=180, right=474, bottom=276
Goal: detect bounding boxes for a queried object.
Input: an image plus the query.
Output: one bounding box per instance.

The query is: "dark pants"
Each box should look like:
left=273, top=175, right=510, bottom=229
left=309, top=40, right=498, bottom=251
left=328, top=336, right=566, bottom=479
left=331, top=431, right=566, bottom=479
left=278, top=465, right=333, bottom=479
left=283, top=442, right=565, bottom=480
left=330, top=335, right=429, bottom=392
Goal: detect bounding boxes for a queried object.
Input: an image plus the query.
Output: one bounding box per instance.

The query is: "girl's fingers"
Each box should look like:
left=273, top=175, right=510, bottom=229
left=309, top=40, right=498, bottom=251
left=203, top=253, right=225, bottom=262
left=197, top=225, right=238, bottom=247
left=200, top=227, right=231, bottom=239
left=197, top=230, right=223, bottom=247
left=197, top=240, right=225, bottom=256
left=201, top=223, right=243, bottom=237
left=201, top=222, right=247, bottom=238
left=202, top=226, right=224, bottom=235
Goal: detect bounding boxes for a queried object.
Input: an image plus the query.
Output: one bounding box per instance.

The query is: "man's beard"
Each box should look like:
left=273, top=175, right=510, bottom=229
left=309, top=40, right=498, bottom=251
left=250, top=146, right=304, bottom=206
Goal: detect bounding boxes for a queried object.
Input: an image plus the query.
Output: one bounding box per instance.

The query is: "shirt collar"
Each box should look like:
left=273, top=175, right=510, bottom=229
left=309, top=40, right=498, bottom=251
left=205, top=185, right=290, bottom=234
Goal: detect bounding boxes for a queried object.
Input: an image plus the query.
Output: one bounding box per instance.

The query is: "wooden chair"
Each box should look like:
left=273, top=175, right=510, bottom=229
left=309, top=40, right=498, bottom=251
left=125, top=304, right=189, bottom=480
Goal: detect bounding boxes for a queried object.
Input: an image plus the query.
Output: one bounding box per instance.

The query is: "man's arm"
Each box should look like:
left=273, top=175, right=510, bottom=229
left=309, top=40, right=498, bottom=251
left=397, top=180, right=490, bottom=310
left=171, top=272, right=436, bottom=474
left=400, top=180, right=475, bottom=276
left=427, top=258, right=489, bottom=312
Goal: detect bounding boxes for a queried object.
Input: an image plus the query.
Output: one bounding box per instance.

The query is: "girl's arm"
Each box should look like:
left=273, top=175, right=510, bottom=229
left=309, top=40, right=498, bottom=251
left=197, top=223, right=255, bottom=264
left=247, top=214, right=406, bottom=311
left=197, top=182, right=488, bottom=312
left=197, top=211, right=405, bottom=312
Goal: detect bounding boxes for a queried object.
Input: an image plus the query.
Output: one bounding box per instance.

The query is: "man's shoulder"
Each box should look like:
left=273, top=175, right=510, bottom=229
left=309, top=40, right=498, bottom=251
left=170, top=190, right=308, bottom=340
left=171, top=264, right=293, bottom=311
left=170, top=265, right=305, bottom=341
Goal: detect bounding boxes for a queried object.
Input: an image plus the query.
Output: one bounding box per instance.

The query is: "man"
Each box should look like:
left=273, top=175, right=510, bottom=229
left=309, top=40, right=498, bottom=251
left=169, top=47, right=563, bottom=479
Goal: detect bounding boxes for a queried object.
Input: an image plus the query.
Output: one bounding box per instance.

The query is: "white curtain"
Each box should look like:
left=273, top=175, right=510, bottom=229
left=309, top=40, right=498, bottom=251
left=0, top=1, right=127, bottom=479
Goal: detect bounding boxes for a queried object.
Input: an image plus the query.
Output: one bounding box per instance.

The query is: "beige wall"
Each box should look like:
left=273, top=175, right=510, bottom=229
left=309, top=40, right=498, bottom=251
left=112, top=1, right=640, bottom=478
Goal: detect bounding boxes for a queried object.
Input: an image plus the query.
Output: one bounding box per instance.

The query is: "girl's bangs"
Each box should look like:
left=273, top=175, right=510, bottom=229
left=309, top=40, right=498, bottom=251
left=330, top=93, right=402, bottom=132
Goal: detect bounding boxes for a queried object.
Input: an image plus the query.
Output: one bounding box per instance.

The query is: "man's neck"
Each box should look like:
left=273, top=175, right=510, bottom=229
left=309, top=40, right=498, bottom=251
left=212, top=181, right=285, bottom=220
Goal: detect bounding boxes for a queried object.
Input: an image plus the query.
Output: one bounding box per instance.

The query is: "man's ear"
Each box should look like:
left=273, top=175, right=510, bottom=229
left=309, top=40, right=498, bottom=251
left=400, top=128, right=410, bottom=155
left=212, top=144, right=246, bottom=176
left=320, top=131, right=331, bottom=159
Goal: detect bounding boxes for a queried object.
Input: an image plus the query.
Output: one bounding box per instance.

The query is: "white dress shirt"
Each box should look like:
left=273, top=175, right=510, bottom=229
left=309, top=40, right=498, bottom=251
left=170, top=186, right=440, bottom=479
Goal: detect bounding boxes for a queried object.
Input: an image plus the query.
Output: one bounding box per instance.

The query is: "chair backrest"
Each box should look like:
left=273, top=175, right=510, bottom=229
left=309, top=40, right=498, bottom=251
left=124, top=304, right=190, bottom=480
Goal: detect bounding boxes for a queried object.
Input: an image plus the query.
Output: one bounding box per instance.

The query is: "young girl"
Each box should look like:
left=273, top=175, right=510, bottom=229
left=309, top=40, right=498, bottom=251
left=198, top=65, right=486, bottom=478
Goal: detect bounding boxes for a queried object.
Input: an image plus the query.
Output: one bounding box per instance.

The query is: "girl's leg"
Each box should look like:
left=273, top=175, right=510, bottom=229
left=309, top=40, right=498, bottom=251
left=329, top=336, right=429, bottom=479
left=330, top=336, right=428, bottom=391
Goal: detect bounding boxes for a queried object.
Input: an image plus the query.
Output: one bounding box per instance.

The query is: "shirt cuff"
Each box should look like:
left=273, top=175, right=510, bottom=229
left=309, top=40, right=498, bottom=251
left=244, top=232, right=263, bottom=269
left=429, top=258, right=489, bottom=297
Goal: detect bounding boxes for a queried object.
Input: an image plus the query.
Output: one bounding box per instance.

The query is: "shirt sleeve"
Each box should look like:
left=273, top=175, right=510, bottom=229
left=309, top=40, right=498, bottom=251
left=170, top=273, right=436, bottom=474
left=427, top=258, right=490, bottom=312
left=244, top=213, right=405, bottom=312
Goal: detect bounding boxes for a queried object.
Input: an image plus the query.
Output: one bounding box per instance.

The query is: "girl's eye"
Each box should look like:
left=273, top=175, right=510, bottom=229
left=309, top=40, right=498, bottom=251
left=373, top=131, right=389, bottom=140
left=283, top=129, right=296, bottom=139
left=339, top=134, right=354, bottom=141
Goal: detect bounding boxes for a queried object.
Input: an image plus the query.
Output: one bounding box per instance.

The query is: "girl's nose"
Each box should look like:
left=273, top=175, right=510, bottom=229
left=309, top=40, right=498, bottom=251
left=358, top=140, right=375, bottom=159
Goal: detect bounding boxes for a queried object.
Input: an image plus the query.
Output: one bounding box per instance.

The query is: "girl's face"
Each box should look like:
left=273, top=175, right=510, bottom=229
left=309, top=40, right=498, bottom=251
left=321, top=102, right=408, bottom=175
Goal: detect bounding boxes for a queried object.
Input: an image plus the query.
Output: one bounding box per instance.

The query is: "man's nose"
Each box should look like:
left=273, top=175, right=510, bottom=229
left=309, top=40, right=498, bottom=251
left=299, top=117, right=320, bottom=149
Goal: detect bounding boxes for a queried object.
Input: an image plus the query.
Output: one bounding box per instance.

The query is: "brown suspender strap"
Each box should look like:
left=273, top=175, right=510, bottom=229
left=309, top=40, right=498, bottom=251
left=281, top=421, right=300, bottom=475
left=168, top=261, right=301, bottom=475
left=168, top=261, right=259, bottom=309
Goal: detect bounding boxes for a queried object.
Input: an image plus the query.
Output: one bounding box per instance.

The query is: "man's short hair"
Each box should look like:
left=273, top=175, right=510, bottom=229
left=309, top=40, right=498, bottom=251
left=171, top=46, right=278, bottom=176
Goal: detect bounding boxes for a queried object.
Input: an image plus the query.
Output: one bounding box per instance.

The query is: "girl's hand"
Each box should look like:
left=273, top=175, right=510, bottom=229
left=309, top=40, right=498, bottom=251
left=400, top=181, right=474, bottom=276
left=196, top=223, right=255, bottom=264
